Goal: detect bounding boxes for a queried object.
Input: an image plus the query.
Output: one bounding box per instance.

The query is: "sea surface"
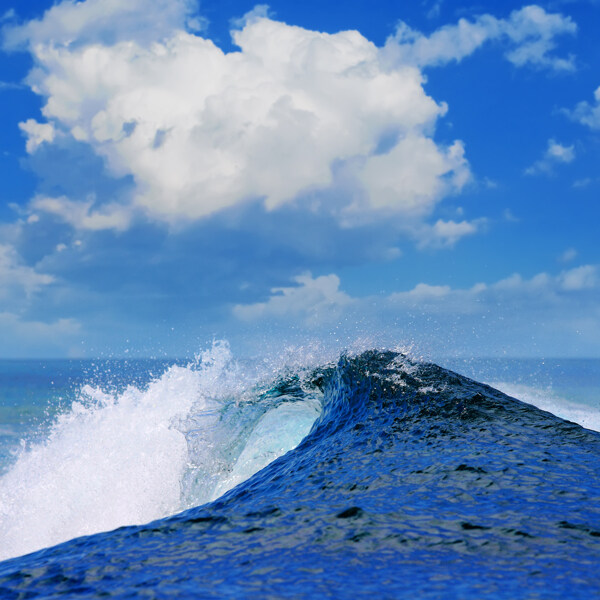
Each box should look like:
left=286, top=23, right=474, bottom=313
left=0, top=344, right=599, bottom=598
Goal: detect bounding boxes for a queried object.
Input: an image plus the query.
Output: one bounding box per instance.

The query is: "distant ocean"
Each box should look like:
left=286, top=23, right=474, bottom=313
left=1, top=344, right=599, bottom=597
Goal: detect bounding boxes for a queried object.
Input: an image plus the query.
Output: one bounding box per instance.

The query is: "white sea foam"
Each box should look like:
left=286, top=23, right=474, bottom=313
left=0, top=342, right=322, bottom=561
left=490, top=381, right=600, bottom=433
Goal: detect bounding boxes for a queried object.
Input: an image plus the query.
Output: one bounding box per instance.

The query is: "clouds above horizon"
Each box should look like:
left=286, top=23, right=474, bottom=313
left=232, top=264, right=600, bottom=356
left=0, top=0, right=598, bottom=358
left=234, top=264, right=600, bottom=321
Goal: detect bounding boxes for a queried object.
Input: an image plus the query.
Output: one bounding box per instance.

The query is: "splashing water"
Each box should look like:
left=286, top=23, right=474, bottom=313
left=0, top=342, right=322, bottom=560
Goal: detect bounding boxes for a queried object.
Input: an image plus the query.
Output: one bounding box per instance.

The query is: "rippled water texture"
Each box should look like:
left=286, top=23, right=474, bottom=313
left=1, top=350, right=600, bottom=598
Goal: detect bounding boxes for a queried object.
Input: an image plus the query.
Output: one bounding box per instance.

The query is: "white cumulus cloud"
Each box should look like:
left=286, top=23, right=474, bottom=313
left=3, top=0, right=201, bottom=49
left=233, top=272, right=353, bottom=325
left=416, top=218, right=483, bottom=248
left=559, top=265, right=597, bottom=291
left=9, top=0, right=470, bottom=236
left=356, top=137, right=469, bottom=218
left=19, top=119, right=56, bottom=153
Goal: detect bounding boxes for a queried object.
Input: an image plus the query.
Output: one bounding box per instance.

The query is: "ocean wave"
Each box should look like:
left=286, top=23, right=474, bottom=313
left=1, top=348, right=600, bottom=597
left=0, top=341, right=322, bottom=561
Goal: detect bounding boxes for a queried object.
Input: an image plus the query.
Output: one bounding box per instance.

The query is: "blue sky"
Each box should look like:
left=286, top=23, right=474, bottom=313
left=0, top=0, right=599, bottom=358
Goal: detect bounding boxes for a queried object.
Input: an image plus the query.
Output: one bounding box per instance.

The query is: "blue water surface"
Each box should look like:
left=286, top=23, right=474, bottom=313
left=0, top=351, right=600, bottom=598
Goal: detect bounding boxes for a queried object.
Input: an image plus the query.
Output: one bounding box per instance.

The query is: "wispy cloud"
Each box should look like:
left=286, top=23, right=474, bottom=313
left=567, top=85, right=600, bottom=129
left=1, top=8, right=16, bottom=23
left=525, top=139, right=575, bottom=175
left=384, top=5, right=577, bottom=71
left=423, top=0, right=443, bottom=20
left=0, top=243, right=54, bottom=303
left=559, top=247, right=577, bottom=263
left=29, top=195, right=133, bottom=231
left=0, top=81, right=23, bottom=91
